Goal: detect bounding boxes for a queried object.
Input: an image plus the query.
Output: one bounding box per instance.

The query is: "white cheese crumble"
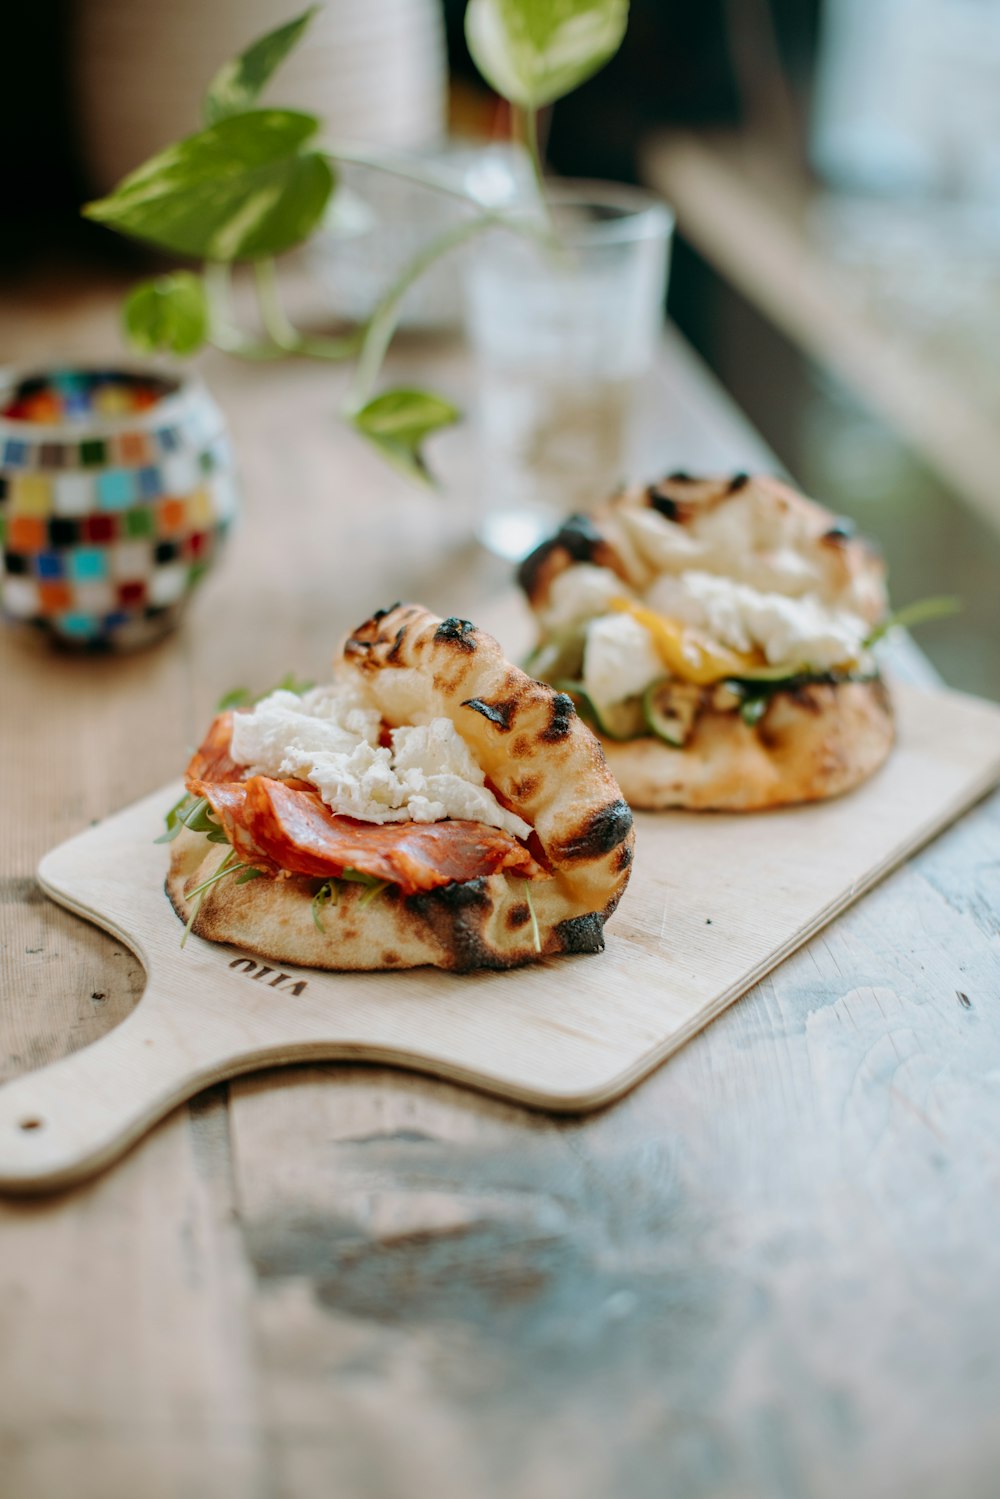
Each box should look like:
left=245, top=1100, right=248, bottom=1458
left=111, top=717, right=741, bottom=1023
left=540, top=564, right=632, bottom=634
left=229, top=683, right=530, bottom=838
left=582, top=613, right=664, bottom=719
left=644, top=571, right=869, bottom=671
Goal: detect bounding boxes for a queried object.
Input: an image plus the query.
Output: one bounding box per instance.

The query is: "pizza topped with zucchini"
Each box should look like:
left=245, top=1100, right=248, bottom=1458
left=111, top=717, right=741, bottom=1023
left=518, top=473, right=896, bottom=810
left=164, top=604, right=634, bottom=970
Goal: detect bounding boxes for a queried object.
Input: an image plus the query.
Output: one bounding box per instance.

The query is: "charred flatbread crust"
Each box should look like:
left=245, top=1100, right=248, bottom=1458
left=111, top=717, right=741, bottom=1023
left=167, top=604, right=634, bottom=970
left=519, top=474, right=895, bottom=811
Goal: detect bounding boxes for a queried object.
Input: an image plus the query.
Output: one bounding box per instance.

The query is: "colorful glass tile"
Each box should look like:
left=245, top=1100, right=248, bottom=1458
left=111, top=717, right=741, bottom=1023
left=83, top=514, right=118, bottom=544
left=56, top=612, right=101, bottom=638
left=116, top=430, right=151, bottom=466
left=48, top=517, right=81, bottom=547
left=69, top=547, right=108, bottom=582
left=111, top=541, right=150, bottom=580
left=35, top=551, right=64, bottom=580
left=157, top=426, right=181, bottom=453
left=1, top=577, right=39, bottom=617
left=124, top=507, right=156, bottom=539
left=74, top=581, right=114, bottom=613
left=0, top=517, right=5, bottom=546
left=185, top=530, right=210, bottom=560
left=9, top=515, right=46, bottom=551
left=53, top=474, right=93, bottom=517
left=39, top=442, right=67, bottom=469
left=79, top=439, right=108, bottom=467
left=137, top=466, right=161, bottom=500
left=186, top=488, right=214, bottom=528
left=102, top=610, right=131, bottom=631
left=117, top=580, right=147, bottom=607
left=3, top=551, right=29, bottom=576
left=148, top=562, right=187, bottom=606
left=162, top=452, right=198, bottom=495
left=97, top=468, right=137, bottom=511
left=11, top=474, right=51, bottom=517
left=3, top=439, right=28, bottom=468
left=157, top=498, right=186, bottom=535
left=39, top=580, right=72, bottom=612
left=0, top=477, right=7, bottom=503
left=154, top=540, right=180, bottom=564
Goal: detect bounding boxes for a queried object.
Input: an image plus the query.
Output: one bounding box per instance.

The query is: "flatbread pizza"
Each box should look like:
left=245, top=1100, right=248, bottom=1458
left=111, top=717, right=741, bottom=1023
left=518, top=473, right=895, bottom=811
left=165, top=604, right=634, bottom=970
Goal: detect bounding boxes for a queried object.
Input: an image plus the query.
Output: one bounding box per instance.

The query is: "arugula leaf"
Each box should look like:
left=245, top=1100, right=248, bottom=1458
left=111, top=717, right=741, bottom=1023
left=523, top=880, right=542, bottom=953
left=863, top=596, right=961, bottom=650
left=351, top=388, right=460, bottom=487
left=83, top=110, right=334, bottom=261
left=124, top=272, right=208, bottom=356
left=465, top=0, right=629, bottom=109
left=204, top=7, right=318, bottom=124
left=216, top=673, right=314, bottom=712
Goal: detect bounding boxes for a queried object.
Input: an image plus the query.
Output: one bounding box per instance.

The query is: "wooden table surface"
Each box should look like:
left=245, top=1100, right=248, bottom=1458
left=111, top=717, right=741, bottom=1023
left=2, top=278, right=1000, bottom=1499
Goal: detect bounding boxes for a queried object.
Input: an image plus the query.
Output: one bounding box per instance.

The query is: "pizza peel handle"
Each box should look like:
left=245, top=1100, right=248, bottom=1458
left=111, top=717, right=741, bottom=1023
left=0, top=983, right=232, bottom=1195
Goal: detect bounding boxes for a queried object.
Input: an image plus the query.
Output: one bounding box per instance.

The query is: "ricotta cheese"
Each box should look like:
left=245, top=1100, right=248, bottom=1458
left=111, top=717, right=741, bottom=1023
left=541, top=564, right=632, bottom=634
left=582, top=612, right=664, bottom=718
left=644, top=571, right=869, bottom=670
left=230, top=683, right=530, bottom=838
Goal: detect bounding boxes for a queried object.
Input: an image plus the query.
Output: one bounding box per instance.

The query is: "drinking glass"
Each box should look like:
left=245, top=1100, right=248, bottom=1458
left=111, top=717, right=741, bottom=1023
left=463, top=181, right=673, bottom=558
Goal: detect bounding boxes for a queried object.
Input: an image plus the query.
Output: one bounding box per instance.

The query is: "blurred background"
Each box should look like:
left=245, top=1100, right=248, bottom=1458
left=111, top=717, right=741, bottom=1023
left=3, top=0, right=999, bottom=696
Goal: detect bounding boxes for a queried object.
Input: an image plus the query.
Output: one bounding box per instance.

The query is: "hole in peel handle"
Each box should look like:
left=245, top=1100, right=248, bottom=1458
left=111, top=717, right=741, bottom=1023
left=0, top=993, right=224, bottom=1195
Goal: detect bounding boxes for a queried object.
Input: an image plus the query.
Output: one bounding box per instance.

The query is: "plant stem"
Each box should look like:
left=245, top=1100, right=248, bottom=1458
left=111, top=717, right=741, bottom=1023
left=253, top=258, right=361, bottom=361
left=204, top=261, right=286, bottom=360
left=321, top=143, right=485, bottom=209
left=253, top=257, right=299, bottom=348
left=345, top=214, right=502, bottom=412
left=517, top=105, right=548, bottom=209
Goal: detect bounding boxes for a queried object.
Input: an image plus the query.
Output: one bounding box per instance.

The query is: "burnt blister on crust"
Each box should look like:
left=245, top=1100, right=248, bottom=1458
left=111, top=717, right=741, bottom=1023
left=554, top=912, right=606, bottom=955
left=462, top=697, right=516, bottom=731
left=408, top=879, right=537, bottom=972
left=517, top=513, right=609, bottom=597
left=821, top=519, right=856, bottom=546
left=554, top=798, right=633, bottom=861
left=541, top=691, right=575, bottom=742
left=434, top=617, right=478, bottom=652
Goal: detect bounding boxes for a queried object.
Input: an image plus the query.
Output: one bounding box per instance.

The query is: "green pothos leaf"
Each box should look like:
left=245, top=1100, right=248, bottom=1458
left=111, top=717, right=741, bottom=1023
left=351, top=388, right=460, bottom=488
left=465, top=0, right=629, bottom=109
left=123, top=272, right=209, bottom=356
left=83, top=110, right=334, bottom=261
left=204, top=7, right=318, bottom=124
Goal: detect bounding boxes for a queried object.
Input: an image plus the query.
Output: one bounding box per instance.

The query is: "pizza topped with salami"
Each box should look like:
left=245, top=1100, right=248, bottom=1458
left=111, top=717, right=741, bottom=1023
left=165, top=604, right=634, bottom=971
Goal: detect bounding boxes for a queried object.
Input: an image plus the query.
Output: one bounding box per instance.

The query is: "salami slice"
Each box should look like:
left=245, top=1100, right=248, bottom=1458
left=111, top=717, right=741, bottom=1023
left=185, top=712, right=246, bottom=785
left=190, top=776, right=543, bottom=895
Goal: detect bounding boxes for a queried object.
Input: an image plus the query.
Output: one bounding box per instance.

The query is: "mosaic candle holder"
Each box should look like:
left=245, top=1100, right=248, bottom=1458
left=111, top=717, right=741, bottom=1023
left=0, top=368, right=238, bottom=649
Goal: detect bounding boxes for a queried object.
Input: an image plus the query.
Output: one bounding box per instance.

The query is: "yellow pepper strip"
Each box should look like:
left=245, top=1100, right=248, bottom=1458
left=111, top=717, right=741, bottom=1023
left=607, top=597, right=759, bottom=685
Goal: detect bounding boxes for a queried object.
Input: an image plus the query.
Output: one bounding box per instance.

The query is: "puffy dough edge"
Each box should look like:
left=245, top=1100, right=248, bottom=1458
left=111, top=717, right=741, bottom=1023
left=598, top=679, right=895, bottom=811
left=343, top=604, right=634, bottom=920
left=518, top=474, right=887, bottom=622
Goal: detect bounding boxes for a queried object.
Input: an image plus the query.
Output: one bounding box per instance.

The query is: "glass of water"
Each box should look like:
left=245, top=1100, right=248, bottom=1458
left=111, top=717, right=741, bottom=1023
left=463, top=181, right=673, bottom=559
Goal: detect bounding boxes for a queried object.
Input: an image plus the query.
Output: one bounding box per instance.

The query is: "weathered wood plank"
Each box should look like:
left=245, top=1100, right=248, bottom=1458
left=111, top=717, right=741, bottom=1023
left=0, top=1090, right=264, bottom=1499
